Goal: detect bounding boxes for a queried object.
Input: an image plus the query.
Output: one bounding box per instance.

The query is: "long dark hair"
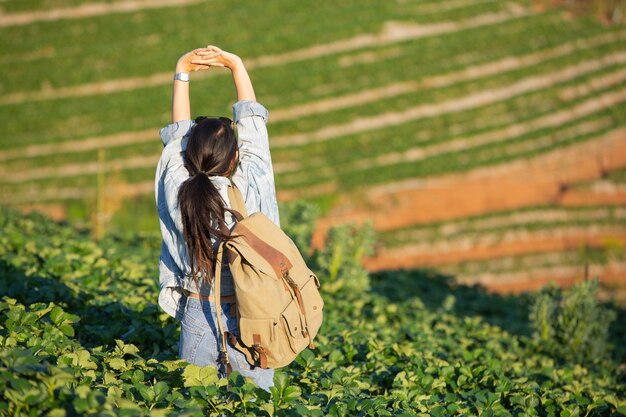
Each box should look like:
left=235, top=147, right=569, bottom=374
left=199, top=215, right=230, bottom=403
left=178, top=117, right=238, bottom=286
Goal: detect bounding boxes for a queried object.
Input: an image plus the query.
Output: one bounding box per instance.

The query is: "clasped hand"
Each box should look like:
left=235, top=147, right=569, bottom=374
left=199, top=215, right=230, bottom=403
left=177, top=45, right=242, bottom=73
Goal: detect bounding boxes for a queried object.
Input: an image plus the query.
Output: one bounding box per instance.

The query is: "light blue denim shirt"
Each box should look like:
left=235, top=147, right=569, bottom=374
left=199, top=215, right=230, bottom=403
left=155, top=100, right=280, bottom=320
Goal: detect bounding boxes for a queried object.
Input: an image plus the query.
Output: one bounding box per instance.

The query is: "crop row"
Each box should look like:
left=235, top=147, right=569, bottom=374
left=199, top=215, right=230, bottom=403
left=440, top=249, right=606, bottom=276
left=438, top=250, right=626, bottom=290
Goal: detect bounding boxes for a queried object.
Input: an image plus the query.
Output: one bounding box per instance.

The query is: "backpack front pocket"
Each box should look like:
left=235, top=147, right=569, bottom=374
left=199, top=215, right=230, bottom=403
left=238, top=316, right=288, bottom=367
left=281, top=299, right=309, bottom=354
left=300, top=274, right=324, bottom=339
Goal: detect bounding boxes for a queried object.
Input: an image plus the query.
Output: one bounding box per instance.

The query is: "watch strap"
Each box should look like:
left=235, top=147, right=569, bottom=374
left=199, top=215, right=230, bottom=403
left=174, top=72, right=190, bottom=82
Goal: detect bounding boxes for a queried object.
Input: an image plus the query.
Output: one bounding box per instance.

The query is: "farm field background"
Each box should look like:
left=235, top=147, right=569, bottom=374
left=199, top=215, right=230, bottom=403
left=1, top=0, right=626, bottom=298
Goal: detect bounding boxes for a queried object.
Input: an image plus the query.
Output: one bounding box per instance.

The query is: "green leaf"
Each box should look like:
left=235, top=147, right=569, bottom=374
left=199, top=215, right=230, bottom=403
left=154, top=381, right=170, bottom=403
left=283, top=385, right=302, bottom=403
left=109, top=358, right=127, bottom=371
left=46, top=408, right=67, bottom=417
left=135, top=383, right=155, bottom=403
left=59, top=324, right=75, bottom=337
left=182, top=364, right=219, bottom=388
left=49, top=307, right=64, bottom=325
left=115, top=340, right=140, bottom=356
left=131, top=370, right=145, bottom=384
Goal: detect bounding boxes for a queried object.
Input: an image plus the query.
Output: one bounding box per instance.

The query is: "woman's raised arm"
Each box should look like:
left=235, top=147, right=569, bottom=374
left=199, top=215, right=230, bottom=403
left=171, top=49, right=213, bottom=123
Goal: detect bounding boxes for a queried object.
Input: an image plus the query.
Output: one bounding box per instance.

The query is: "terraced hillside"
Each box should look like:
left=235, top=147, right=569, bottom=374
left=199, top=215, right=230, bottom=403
left=1, top=0, right=625, bottom=296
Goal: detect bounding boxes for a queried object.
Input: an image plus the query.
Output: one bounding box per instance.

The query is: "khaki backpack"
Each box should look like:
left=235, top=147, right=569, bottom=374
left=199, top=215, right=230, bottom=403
left=213, top=184, right=324, bottom=370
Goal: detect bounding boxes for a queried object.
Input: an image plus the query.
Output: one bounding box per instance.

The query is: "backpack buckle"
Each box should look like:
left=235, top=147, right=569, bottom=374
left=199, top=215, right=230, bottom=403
left=283, top=273, right=297, bottom=289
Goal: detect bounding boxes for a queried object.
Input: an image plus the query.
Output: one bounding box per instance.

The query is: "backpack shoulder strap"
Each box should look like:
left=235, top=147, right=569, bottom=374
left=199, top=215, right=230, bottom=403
left=227, top=183, right=249, bottom=218
left=213, top=242, right=232, bottom=375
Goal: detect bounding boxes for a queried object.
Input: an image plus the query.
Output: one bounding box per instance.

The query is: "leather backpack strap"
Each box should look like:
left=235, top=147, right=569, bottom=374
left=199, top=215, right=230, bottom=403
left=225, top=331, right=269, bottom=369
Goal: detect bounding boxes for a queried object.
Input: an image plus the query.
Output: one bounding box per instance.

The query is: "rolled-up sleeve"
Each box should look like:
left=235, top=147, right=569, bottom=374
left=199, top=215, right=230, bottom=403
left=160, top=119, right=194, bottom=147
left=231, top=101, right=280, bottom=226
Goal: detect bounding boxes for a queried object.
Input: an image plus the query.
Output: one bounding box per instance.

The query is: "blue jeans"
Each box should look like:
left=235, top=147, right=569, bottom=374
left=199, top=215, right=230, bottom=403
left=179, top=296, right=274, bottom=391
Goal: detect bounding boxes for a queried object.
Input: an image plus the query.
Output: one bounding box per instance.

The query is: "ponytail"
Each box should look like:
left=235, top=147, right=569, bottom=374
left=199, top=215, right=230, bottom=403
left=178, top=172, right=230, bottom=286
left=177, top=117, right=238, bottom=287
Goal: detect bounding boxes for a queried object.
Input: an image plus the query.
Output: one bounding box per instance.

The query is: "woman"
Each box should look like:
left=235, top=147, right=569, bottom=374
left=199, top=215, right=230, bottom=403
left=154, top=45, right=278, bottom=391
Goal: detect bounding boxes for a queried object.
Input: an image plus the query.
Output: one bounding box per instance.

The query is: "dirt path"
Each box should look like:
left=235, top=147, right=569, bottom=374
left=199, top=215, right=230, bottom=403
left=310, top=127, right=626, bottom=245
left=0, top=9, right=529, bottom=106
left=363, top=227, right=626, bottom=270
left=0, top=0, right=207, bottom=27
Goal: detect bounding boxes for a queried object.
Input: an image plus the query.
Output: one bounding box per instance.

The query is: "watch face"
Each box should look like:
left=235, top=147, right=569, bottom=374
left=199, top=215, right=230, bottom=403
left=175, top=73, right=190, bottom=81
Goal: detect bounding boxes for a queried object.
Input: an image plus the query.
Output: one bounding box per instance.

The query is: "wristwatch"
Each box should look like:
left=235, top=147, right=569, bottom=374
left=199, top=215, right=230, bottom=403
left=174, top=72, right=190, bottom=82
